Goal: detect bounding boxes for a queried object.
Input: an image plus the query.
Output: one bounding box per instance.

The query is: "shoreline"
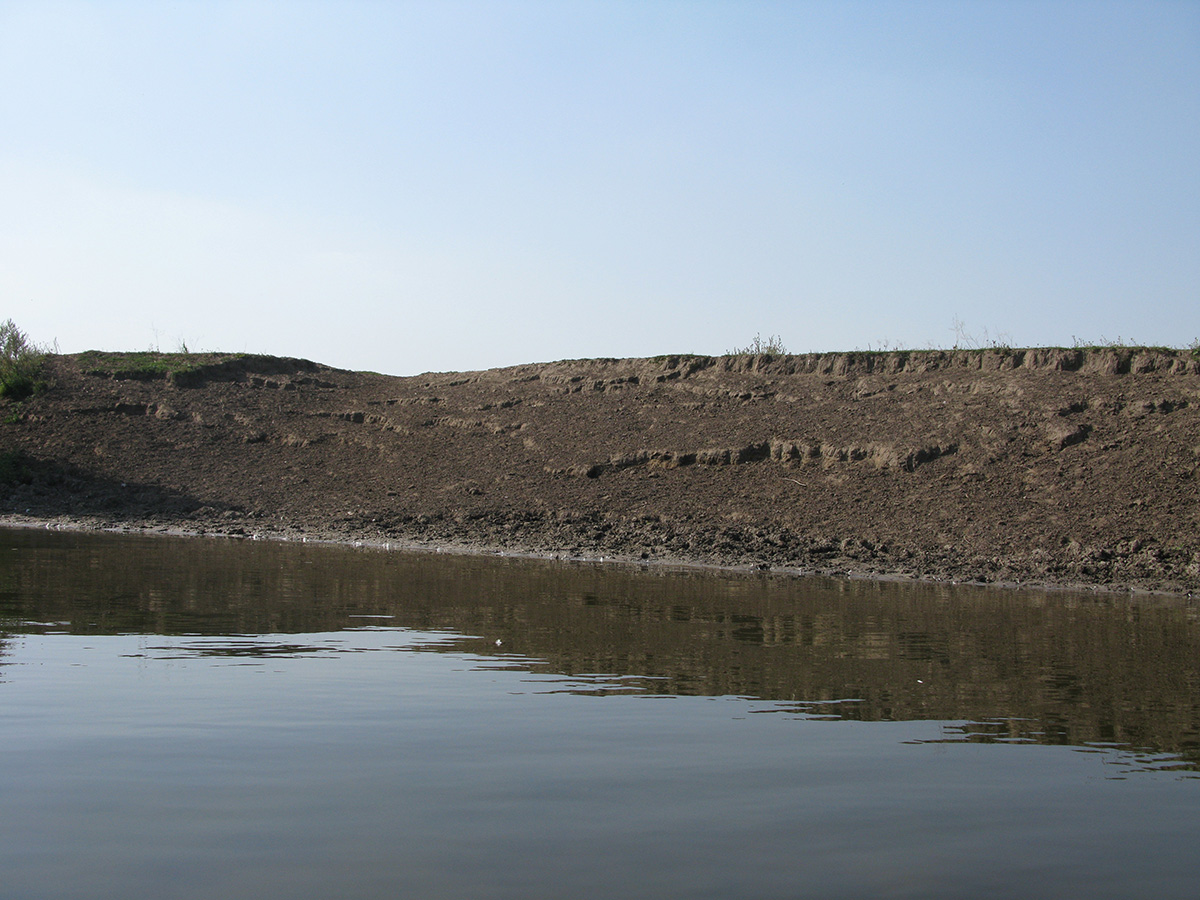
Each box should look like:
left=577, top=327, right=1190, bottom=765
left=4, top=512, right=1192, bottom=601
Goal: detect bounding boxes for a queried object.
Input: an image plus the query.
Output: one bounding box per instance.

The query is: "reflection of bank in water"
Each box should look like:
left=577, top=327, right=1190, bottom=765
left=2, top=525, right=1197, bottom=769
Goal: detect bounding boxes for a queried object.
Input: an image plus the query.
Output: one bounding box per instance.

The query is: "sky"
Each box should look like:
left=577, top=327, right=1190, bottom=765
left=1, top=0, right=1197, bottom=376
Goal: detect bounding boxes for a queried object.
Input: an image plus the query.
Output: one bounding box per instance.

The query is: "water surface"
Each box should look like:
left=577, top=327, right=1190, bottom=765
left=1, top=528, right=1197, bottom=899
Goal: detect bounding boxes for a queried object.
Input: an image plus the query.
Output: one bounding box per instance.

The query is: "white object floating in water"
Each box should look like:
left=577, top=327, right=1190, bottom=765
left=495, top=639, right=502, bottom=646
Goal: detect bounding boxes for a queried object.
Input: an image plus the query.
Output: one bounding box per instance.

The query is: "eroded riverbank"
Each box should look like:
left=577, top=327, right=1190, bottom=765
left=2, top=348, right=1198, bottom=593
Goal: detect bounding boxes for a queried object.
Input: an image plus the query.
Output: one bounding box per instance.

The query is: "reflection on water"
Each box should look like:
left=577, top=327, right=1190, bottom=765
left=1, top=528, right=1199, bottom=899
left=3, top=527, right=1197, bottom=768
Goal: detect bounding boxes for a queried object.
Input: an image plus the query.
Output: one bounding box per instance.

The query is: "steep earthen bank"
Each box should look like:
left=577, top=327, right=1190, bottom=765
left=2, top=347, right=1198, bottom=593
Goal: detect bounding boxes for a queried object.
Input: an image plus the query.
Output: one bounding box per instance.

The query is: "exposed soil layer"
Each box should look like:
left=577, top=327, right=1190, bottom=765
left=3, top=348, right=1199, bottom=593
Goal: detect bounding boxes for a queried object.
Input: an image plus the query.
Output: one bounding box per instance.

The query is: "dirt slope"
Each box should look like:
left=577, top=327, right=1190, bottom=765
left=2, top=347, right=1199, bottom=593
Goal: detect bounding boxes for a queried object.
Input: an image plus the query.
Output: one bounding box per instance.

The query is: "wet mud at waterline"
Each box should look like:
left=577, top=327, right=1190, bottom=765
left=1, top=347, right=1198, bottom=593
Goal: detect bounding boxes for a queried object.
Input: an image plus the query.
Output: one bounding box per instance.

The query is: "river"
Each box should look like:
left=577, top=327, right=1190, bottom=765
left=1, top=528, right=1197, bottom=899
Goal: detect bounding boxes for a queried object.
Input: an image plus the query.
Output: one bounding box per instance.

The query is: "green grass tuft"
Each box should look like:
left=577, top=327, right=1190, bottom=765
left=77, top=350, right=244, bottom=381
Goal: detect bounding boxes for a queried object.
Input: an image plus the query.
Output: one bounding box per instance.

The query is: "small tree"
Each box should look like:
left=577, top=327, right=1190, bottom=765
left=0, top=320, right=48, bottom=399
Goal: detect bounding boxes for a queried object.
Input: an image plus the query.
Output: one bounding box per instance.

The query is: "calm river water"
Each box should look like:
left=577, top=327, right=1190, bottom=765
left=1, top=527, right=1197, bottom=899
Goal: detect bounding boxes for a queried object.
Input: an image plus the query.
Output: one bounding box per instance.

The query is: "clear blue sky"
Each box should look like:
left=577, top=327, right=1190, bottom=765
left=2, top=1, right=1197, bottom=375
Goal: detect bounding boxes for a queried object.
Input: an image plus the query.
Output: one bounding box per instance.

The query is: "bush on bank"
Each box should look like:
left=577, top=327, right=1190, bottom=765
left=0, top=320, right=48, bottom=400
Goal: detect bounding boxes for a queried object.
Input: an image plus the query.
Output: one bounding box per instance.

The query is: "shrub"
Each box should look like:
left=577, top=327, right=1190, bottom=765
left=0, top=320, right=48, bottom=399
left=727, top=333, right=788, bottom=356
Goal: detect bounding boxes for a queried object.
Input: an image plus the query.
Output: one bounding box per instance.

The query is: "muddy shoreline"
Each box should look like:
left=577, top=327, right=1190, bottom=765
left=0, top=513, right=1163, bottom=599
left=2, top=349, right=1198, bottom=595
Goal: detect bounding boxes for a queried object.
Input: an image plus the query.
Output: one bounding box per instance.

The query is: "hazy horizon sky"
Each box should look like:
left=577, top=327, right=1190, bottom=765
left=2, top=1, right=1197, bottom=375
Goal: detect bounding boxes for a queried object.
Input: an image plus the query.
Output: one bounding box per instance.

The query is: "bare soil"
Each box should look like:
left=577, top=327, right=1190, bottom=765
left=3, top=348, right=1199, bottom=593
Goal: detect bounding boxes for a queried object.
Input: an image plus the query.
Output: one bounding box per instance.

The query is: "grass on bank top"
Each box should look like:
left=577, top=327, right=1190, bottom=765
left=76, top=350, right=246, bottom=381
left=725, top=334, right=788, bottom=356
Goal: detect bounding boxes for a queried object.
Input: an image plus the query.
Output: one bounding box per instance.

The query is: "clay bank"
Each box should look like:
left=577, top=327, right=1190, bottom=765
left=2, top=347, right=1198, bottom=594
